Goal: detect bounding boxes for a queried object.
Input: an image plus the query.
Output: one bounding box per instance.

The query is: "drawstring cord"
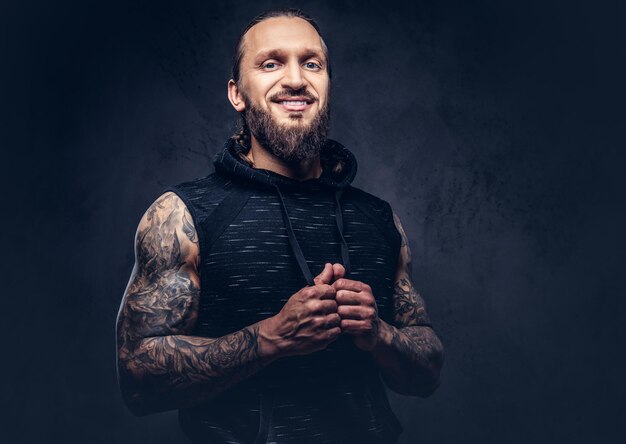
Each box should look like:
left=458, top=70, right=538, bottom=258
left=272, top=184, right=351, bottom=286
left=334, top=189, right=351, bottom=277
left=273, top=184, right=315, bottom=286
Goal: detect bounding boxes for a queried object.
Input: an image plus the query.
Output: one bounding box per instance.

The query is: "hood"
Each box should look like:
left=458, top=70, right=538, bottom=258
left=213, top=137, right=358, bottom=192
left=212, top=137, right=357, bottom=285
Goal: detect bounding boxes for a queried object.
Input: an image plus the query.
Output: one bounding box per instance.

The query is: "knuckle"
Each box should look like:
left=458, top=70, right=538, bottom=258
left=308, top=300, right=321, bottom=313
left=314, top=285, right=325, bottom=294
left=323, top=300, right=337, bottom=313
left=304, top=287, right=317, bottom=297
left=319, top=285, right=335, bottom=298
left=328, top=313, right=341, bottom=326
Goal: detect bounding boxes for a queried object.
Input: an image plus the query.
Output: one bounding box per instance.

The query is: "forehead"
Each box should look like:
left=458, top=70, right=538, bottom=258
left=242, top=17, right=325, bottom=61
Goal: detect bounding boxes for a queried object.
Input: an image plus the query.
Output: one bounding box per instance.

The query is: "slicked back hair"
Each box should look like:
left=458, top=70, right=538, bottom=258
left=231, top=8, right=332, bottom=85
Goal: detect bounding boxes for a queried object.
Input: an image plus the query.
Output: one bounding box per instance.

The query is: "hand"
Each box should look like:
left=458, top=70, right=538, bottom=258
left=332, top=278, right=381, bottom=351
left=260, top=264, right=342, bottom=358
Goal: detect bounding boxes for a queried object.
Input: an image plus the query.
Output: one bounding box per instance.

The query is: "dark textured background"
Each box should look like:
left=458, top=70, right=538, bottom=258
left=2, top=0, right=625, bottom=442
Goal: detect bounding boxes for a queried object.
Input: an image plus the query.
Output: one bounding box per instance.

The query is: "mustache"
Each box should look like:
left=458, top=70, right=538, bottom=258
left=268, top=88, right=317, bottom=103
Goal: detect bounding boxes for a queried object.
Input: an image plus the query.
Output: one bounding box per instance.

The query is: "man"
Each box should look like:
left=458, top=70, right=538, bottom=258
left=116, top=8, right=444, bottom=444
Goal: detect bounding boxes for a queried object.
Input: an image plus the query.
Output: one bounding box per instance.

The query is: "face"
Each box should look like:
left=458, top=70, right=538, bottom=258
left=228, top=17, right=331, bottom=164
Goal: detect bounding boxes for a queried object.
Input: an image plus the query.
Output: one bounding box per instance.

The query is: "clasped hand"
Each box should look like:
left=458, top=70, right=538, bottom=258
left=269, top=262, right=381, bottom=357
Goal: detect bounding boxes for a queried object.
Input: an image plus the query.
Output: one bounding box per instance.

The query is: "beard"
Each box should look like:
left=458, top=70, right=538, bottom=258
left=242, top=91, right=330, bottom=166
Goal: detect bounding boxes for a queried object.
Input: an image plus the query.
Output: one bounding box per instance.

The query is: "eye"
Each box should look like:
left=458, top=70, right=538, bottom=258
left=304, top=61, right=322, bottom=70
left=262, top=61, right=280, bottom=70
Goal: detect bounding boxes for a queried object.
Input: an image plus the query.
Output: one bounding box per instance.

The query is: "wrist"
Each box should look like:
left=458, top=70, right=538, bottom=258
left=372, top=319, right=395, bottom=354
left=256, top=316, right=285, bottom=361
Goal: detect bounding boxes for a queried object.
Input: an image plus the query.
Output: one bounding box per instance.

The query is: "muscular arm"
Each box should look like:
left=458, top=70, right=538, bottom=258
left=116, top=192, right=276, bottom=416
left=369, top=212, right=444, bottom=397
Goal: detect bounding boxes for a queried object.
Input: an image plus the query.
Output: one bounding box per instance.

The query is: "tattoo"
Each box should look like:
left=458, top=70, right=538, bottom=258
left=121, top=193, right=199, bottom=340
left=393, top=278, right=431, bottom=327
left=385, top=325, right=443, bottom=393
left=116, top=192, right=267, bottom=415
left=182, top=208, right=198, bottom=244
left=392, top=212, right=412, bottom=279
left=120, top=327, right=264, bottom=413
left=374, top=211, right=443, bottom=396
left=391, top=212, right=430, bottom=327
left=391, top=326, right=437, bottom=357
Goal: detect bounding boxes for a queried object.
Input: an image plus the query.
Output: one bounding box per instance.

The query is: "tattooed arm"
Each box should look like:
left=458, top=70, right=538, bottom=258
left=368, top=212, right=444, bottom=397
left=116, top=192, right=277, bottom=416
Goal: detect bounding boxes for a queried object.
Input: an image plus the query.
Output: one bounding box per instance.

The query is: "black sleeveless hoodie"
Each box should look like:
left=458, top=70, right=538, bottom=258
left=165, top=138, right=404, bottom=444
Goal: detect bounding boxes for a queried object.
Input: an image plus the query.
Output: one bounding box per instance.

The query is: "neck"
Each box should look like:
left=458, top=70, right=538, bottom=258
left=246, top=136, right=322, bottom=181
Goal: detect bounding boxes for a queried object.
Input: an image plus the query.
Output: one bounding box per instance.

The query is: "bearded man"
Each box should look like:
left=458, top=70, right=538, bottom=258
left=116, top=8, right=444, bottom=444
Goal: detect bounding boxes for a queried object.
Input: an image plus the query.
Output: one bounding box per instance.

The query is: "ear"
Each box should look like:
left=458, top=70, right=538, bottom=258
left=228, top=79, right=246, bottom=112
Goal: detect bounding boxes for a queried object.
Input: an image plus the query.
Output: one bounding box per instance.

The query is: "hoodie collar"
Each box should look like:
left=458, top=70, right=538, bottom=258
left=213, top=137, right=358, bottom=192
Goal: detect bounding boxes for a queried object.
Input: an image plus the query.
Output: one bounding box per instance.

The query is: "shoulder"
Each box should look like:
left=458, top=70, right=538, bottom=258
left=163, top=172, right=233, bottom=225
left=345, top=185, right=396, bottom=227
left=344, top=185, right=394, bottom=218
left=166, top=172, right=225, bottom=193
left=138, top=191, right=189, bottom=231
left=135, top=191, right=199, bottom=269
left=164, top=172, right=227, bottom=205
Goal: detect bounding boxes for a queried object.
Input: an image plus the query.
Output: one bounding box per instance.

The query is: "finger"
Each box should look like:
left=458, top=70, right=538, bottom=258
left=332, top=278, right=369, bottom=293
left=324, top=313, right=341, bottom=328
left=301, top=284, right=334, bottom=301
left=337, top=305, right=375, bottom=320
left=313, top=263, right=334, bottom=285
left=315, top=284, right=337, bottom=300
left=311, top=299, right=338, bottom=315
left=332, top=263, right=346, bottom=280
left=340, top=319, right=372, bottom=333
left=335, top=289, right=370, bottom=306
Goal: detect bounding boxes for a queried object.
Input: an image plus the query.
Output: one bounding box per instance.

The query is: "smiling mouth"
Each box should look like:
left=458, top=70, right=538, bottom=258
left=272, top=97, right=314, bottom=112
left=270, top=92, right=316, bottom=112
left=280, top=100, right=309, bottom=105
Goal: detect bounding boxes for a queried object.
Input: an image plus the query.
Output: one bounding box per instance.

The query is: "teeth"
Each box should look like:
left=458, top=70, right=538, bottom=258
left=281, top=101, right=307, bottom=105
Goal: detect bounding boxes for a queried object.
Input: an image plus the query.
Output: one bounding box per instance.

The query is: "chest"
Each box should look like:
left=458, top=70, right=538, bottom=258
left=195, top=190, right=399, bottom=336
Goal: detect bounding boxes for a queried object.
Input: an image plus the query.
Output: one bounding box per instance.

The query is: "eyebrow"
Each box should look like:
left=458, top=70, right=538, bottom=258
left=253, top=48, right=326, bottom=64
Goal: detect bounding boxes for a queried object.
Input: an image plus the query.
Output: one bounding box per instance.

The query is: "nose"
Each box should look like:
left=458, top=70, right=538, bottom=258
left=281, top=61, right=307, bottom=90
